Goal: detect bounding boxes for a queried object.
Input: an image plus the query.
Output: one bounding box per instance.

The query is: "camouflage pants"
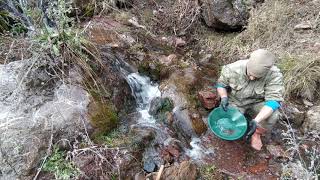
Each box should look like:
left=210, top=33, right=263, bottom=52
left=230, top=101, right=279, bottom=130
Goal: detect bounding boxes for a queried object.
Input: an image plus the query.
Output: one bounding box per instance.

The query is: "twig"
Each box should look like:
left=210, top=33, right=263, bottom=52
left=156, top=165, right=165, bottom=180
left=4, top=40, right=15, bottom=64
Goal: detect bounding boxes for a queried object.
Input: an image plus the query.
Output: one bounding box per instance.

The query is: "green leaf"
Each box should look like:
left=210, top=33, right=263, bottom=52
left=52, top=44, right=60, bottom=56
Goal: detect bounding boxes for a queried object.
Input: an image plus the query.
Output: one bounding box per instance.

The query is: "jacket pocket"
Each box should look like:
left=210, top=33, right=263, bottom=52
left=254, top=87, right=265, bottom=98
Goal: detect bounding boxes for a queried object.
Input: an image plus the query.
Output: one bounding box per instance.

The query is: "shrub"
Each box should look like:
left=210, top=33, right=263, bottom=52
left=43, top=147, right=80, bottom=180
left=280, top=119, right=319, bottom=180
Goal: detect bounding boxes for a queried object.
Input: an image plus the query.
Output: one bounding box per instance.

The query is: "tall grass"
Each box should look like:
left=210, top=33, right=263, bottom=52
left=279, top=55, right=320, bottom=101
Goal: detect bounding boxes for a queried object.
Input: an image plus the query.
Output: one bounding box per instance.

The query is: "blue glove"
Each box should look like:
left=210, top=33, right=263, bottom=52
left=220, top=97, right=229, bottom=111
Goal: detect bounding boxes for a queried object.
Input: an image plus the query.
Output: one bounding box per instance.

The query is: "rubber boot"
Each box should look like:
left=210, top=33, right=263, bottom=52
left=251, top=127, right=267, bottom=151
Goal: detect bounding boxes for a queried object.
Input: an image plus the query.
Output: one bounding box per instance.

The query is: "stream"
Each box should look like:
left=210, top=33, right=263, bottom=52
left=124, top=70, right=214, bottom=171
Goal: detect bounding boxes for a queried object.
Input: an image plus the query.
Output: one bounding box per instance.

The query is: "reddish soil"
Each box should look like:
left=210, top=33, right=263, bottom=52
left=200, top=133, right=282, bottom=179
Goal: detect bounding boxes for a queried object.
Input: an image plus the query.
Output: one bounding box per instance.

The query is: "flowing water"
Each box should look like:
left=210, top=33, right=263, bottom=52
left=126, top=73, right=161, bottom=123
left=124, top=70, right=214, bottom=166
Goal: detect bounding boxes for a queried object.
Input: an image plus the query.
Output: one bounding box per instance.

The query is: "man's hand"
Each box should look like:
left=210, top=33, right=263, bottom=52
left=245, top=120, right=257, bottom=142
left=220, top=97, right=229, bottom=111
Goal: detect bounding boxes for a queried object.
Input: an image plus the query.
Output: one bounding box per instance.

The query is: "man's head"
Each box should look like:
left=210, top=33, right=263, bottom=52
left=247, top=49, right=276, bottom=80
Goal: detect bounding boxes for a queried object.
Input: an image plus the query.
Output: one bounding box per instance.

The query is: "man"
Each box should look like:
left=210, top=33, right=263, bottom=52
left=216, top=49, right=284, bottom=150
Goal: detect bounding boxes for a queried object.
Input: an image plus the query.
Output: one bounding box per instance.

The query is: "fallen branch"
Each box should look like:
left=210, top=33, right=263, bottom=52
left=156, top=165, right=165, bottom=180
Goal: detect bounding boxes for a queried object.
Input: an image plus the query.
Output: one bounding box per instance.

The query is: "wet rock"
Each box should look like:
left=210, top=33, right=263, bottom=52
left=200, top=0, right=250, bottom=30
left=149, top=97, right=174, bottom=122
left=198, top=90, right=219, bottom=109
left=143, top=158, right=157, bottom=173
left=161, top=161, right=198, bottom=180
left=161, top=139, right=182, bottom=164
left=99, top=46, right=136, bottom=112
left=190, top=111, right=207, bottom=135
left=303, top=106, right=320, bottom=132
left=294, top=21, right=312, bottom=30
left=172, top=107, right=197, bottom=140
left=0, top=60, right=91, bottom=179
left=130, top=125, right=156, bottom=149
left=161, top=79, right=200, bottom=141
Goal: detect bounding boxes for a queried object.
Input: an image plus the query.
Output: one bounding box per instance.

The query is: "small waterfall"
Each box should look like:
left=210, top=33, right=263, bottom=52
left=125, top=71, right=215, bottom=164
left=126, top=73, right=161, bottom=123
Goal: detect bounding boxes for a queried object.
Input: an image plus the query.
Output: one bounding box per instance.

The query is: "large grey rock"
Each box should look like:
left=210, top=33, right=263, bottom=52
left=303, top=106, right=320, bottom=132
left=161, top=82, right=197, bottom=141
left=200, top=0, right=260, bottom=30
left=0, top=60, right=91, bottom=180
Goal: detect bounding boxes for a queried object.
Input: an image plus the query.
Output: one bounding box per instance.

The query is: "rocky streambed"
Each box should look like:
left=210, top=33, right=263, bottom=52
left=1, top=0, right=319, bottom=179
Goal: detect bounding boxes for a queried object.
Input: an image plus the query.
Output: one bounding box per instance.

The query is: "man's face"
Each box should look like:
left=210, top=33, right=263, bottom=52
left=247, top=69, right=259, bottom=81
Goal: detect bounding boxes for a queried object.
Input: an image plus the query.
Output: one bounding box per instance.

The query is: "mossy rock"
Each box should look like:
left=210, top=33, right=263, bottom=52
left=138, top=61, right=162, bottom=81
left=89, top=101, right=119, bottom=133
left=149, top=97, right=174, bottom=122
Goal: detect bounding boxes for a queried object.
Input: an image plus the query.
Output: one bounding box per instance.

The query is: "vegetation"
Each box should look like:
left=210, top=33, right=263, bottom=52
left=43, top=147, right=80, bottom=180
left=94, top=129, right=131, bottom=147
left=90, top=101, right=119, bottom=133
left=279, top=55, right=320, bottom=101
left=0, top=10, right=10, bottom=33
left=281, top=121, right=319, bottom=179
left=154, top=0, right=201, bottom=36
left=198, top=165, right=224, bottom=180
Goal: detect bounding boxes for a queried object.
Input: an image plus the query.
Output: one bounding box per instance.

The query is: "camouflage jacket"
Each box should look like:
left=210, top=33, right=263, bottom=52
left=218, top=60, right=284, bottom=107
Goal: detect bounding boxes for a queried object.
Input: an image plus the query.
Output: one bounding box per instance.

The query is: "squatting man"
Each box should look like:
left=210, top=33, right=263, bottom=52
left=216, top=49, right=284, bottom=150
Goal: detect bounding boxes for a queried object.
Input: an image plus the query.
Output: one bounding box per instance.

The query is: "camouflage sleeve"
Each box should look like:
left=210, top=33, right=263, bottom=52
left=218, top=65, right=230, bottom=86
left=264, top=70, right=284, bottom=102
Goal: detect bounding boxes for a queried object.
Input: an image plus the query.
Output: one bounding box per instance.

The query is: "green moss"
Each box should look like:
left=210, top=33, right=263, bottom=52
left=199, top=164, right=224, bottom=180
left=159, top=98, right=174, bottom=113
left=43, top=147, right=80, bottom=180
left=138, top=61, right=163, bottom=81
left=90, top=101, right=119, bottom=133
left=83, top=3, right=95, bottom=17
left=93, top=129, right=131, bottom=147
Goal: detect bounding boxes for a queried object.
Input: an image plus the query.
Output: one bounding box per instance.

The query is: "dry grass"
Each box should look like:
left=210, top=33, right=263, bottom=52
left=279, top=54, right=320, bottom=101
left=154, top=0, right=201, bottom=36
left=201, top=0, right=320, bottom=59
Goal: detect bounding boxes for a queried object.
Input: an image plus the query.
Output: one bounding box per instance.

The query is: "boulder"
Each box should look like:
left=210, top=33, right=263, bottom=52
left=149, top=97, right=174, bottom=122
left=161, top=161, right=198, bottom=180
left=0, top=60, right=91, bottom=179
left=198, top=90, right=219, bottom=109
left=303, top=106, right=320, bottom=132
left=200, top=0, right=250, bottom=30
left=280, top=103, right=305, bottom=127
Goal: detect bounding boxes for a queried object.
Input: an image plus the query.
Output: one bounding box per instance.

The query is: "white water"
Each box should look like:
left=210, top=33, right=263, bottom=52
left=126, top=73, right=161, bottom=123
left=125, top=72, right=213, bottom=163
left=186, top=137, right=214, bottom=162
